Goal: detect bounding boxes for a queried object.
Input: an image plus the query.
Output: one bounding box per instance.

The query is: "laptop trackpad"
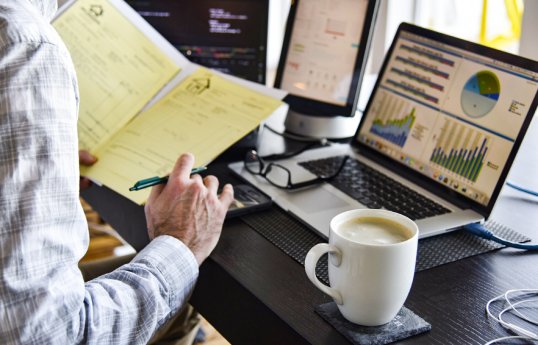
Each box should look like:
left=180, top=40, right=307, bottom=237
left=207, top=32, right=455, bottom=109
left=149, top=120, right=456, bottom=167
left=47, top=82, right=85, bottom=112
left=285, top=187, right=350, bottom=213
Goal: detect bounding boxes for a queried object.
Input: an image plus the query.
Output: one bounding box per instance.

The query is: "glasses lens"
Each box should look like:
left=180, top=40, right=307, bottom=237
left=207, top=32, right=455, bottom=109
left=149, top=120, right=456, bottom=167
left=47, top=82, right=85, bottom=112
left=245, top=151, right=262, bottom=174
left=265, top=164, right=290, bottom=188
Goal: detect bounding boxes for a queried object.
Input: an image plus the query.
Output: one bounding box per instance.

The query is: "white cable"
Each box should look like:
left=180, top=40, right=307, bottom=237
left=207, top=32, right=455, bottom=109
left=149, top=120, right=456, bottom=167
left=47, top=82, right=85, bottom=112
left=486, top=293, right=506, bottom=324
left=485, top=335, right=534, bottom=345
left=499, top=298, right=538, bottom=322
left=485, top=289, right=538, bottom=344
left=504, top=289, right=538, bottom=325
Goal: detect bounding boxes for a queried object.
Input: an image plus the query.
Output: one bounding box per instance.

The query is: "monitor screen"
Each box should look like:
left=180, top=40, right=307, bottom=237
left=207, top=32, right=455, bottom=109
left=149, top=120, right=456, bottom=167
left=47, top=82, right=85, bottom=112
left=125, top=0, right=269, bottom=84
left=356, top=24, right=538, bottom=208
left=274, top=0, right=379, bottom=117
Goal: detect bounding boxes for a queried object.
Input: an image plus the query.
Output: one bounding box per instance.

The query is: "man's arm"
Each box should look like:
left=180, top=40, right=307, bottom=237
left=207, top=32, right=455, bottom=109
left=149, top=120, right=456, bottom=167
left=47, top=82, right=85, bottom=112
left=0, top=6, right=232, bottom=343
left=80, top=153, right=234, bottom=343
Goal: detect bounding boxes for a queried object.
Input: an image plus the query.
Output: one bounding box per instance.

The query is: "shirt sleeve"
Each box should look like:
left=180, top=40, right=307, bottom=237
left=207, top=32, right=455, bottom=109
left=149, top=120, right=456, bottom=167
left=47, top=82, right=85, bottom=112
left=82, top=235, right=198, bottom=344
left=0, top=8, right=198, bottom=345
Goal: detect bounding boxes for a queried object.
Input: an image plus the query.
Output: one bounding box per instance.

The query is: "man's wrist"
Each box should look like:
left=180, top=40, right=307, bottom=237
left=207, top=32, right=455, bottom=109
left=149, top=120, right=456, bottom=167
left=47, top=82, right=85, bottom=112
left=134, top=235, right=199, bottom=296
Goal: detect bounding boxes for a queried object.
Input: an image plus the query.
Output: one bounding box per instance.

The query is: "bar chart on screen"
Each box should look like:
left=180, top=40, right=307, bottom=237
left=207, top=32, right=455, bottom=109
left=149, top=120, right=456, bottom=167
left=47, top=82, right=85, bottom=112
left=430, top=118, right=490, bottom=183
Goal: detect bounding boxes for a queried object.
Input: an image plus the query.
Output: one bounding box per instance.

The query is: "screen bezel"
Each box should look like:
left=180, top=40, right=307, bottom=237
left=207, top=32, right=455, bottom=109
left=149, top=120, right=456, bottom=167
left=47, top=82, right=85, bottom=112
left=352, top=22, right=538, bottom=217
left=273, top=0, right=379, bottom=117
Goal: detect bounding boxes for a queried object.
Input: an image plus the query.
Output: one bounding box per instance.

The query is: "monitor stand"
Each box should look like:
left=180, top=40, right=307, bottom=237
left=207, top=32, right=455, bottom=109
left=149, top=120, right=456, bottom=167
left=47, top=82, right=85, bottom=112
left=284, top=109, right=361, bottom=139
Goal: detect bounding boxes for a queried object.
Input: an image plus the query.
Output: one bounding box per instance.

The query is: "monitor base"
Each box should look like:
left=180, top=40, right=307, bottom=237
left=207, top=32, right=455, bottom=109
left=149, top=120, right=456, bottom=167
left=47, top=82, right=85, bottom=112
left=284, top=110, right=361, bottom=139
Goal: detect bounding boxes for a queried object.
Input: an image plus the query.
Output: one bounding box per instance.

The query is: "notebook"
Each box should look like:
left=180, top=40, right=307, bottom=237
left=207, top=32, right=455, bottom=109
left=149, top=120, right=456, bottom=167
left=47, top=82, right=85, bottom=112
left=229, top=22, right=538, bottom=239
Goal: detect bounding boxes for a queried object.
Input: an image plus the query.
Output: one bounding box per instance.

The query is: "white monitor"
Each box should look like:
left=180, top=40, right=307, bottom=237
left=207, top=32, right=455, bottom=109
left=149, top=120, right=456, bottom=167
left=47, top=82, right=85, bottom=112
left=274, top=0, right=379, bottom=138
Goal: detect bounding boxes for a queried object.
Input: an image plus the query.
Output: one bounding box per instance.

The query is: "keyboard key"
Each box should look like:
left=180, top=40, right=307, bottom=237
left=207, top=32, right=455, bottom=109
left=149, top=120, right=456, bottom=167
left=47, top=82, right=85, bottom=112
left=299, top=156, right=450, bottom=220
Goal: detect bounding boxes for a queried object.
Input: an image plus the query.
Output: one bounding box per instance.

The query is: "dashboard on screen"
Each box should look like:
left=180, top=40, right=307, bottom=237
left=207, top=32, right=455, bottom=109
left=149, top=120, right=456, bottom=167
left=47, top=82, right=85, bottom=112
left=274, top=0, right=379, bottom=117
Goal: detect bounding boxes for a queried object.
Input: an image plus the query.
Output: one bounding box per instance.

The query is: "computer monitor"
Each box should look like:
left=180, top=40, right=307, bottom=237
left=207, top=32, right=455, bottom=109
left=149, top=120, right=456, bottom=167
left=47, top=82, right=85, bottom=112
left=125, top=0, right=269, bottom=84
left=274, top=0, right=379, bottom=138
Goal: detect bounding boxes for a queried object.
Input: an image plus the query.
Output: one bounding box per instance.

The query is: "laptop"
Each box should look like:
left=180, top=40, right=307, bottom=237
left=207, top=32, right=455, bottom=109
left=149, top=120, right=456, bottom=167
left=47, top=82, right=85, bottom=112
left=229, top=22, right=538, bottom=239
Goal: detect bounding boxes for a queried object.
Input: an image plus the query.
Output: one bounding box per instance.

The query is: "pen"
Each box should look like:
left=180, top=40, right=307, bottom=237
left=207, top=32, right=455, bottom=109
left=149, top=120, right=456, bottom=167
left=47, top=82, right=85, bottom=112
left=129, top=166, right=207, bottom=191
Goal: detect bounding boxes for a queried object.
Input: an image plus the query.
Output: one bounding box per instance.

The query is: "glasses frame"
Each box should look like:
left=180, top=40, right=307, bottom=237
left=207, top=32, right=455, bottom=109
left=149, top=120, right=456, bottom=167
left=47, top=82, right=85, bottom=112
left=244, top=150, right=349, bottom=190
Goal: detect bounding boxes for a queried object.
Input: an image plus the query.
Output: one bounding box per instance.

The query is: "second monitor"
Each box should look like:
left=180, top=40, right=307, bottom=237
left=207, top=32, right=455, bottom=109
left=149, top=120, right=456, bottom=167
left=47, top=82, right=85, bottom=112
left=274, top=0, right=379, bottom=138
left=126, top=0, right=269, bottom=84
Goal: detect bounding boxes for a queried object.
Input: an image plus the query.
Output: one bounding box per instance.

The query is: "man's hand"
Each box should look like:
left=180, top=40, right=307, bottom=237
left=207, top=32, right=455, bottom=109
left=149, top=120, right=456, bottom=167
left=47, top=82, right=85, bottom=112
left=144, top=153, right=234, bottom=265
left=79, top=150, right=97, bottom=190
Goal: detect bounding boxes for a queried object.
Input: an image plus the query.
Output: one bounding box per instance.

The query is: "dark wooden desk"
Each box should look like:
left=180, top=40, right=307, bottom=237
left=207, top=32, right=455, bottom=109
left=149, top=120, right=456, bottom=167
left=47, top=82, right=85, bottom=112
left=82, top=120, right=538, bottom=344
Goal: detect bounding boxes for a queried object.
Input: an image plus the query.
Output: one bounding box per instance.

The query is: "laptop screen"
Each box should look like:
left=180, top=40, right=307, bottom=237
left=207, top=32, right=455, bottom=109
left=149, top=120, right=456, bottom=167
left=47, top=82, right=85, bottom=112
left=357, top=23, right=538, bottom=208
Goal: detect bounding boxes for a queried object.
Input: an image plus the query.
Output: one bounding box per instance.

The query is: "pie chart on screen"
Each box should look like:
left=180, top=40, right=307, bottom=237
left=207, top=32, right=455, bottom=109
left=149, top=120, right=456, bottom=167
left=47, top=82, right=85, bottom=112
left=461, top=70, right=500, bottom=118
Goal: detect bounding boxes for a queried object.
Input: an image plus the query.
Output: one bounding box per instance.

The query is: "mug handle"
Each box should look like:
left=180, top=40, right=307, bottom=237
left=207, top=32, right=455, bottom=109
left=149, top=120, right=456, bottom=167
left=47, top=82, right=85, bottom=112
left=304, top=243, right=343, bottom=305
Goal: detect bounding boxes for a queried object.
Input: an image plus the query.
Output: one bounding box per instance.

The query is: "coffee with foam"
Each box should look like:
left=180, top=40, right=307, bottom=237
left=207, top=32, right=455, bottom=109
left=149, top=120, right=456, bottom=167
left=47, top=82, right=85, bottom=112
left=338, top=216, right=412, bottom=245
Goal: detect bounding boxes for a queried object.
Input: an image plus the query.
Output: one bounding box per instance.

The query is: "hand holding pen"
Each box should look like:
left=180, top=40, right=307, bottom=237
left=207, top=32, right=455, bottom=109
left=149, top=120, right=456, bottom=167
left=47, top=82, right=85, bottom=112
left=142, top=153, right=234, bottom=265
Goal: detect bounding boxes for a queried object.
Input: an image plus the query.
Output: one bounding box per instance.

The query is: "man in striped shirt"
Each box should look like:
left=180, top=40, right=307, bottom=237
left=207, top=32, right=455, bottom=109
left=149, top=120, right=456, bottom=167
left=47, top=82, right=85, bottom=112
left=0, top=0, right=234, bottom=343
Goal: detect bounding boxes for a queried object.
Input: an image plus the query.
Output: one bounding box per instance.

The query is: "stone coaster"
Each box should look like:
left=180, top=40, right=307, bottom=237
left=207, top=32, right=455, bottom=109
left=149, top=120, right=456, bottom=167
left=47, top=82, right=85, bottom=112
left=315, top=302, right=431, bottom=345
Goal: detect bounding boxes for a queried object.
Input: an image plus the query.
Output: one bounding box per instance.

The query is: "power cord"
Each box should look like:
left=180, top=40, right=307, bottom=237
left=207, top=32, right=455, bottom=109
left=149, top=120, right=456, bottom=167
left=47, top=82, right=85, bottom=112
left=259, top=124, right=332, bottom=161
left=259, top=138, right=329, bottom=161
left=263, top=124, right=330, bottom=143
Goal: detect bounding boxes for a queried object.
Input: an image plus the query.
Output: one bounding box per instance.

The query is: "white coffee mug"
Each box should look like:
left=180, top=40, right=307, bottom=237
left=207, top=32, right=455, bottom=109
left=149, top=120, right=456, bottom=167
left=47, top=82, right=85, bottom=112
left=305, top=209, right=419, bottom=326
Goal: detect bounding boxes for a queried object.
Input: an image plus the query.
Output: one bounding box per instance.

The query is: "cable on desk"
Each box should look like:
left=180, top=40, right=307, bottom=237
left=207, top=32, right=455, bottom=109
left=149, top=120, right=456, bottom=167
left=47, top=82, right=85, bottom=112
left=262, top=124, right=332, bottom=143
left=258, top=124, right=333, bottom=161
left=506, top=180, right=538, bottom=197
left=467, top=181, right=538, bottom=249
left=464, top=222, right=538, bottom=250
left=258, top=139, right=329, bottom=161
left=485, top=289, right=538, bottom=344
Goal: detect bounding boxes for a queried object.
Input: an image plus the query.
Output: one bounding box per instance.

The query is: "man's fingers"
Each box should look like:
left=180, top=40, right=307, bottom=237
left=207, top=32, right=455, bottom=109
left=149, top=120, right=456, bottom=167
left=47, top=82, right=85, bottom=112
left=203, top=175, right=219, bottom=195
left=218, top=184, right=234, bottom=208
left=147, top=183, right=165, bottom=205
left=79, top=177, right=92, bottom=190
left=170, top=153, right=195, bottom=182
left=190, top=173, right=203, bottom=185
left=79, top=150, right=97, bottom=166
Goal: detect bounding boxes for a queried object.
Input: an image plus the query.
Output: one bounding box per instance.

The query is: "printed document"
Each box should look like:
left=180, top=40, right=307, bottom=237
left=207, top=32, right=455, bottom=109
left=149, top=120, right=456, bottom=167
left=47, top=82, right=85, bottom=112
left=55, top=0, right=286, bottom=204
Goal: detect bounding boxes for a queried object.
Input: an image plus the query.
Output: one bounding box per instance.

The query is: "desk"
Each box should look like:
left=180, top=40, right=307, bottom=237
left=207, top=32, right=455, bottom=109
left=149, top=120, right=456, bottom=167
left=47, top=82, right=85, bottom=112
left=82, top=117, right=538, bottom=344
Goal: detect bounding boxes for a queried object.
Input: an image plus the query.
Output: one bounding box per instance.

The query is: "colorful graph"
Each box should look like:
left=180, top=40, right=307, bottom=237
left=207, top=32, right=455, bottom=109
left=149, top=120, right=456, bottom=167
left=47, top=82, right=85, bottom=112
left=461, top=71, right=500, bottom=118
left=370, top=108, right=416, bottom=147
left=430, top=119, right=489, bottom=182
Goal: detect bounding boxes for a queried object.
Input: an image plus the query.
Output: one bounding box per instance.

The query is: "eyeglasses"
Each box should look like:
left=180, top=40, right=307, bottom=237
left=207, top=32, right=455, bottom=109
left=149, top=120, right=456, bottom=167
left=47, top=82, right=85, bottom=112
left=244, top=150, right=349, bottom=190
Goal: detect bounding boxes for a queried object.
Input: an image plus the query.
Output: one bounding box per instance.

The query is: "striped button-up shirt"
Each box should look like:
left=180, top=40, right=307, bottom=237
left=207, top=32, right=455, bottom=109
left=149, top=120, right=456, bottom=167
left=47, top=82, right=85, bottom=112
left=0, top=1, right=198, bottom=343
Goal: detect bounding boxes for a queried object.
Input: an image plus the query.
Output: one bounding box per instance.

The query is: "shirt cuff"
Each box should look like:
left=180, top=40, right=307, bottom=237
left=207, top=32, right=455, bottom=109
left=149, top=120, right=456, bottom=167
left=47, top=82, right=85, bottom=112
left=132, top=235, right=199, bottom=307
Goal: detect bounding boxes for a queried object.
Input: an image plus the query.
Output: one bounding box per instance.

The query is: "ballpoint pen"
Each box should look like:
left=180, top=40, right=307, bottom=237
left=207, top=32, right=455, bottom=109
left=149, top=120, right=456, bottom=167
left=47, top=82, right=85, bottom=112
left=129, top=166, right=207, bottom=191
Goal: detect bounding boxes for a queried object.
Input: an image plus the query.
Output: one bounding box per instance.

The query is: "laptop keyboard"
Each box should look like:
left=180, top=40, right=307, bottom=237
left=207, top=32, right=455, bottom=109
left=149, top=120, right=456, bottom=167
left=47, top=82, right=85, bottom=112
left=299, top=156, right=451, bottom=221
